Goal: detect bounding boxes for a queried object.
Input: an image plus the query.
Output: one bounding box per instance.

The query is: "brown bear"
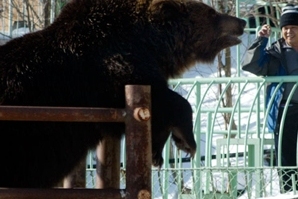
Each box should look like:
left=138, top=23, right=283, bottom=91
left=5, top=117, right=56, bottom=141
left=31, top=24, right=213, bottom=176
left=0, top=0, right=245, bottom=187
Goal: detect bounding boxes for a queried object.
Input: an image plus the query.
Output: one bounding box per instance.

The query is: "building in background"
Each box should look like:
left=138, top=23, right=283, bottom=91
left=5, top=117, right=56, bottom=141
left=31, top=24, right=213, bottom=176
left=0, top=0, right=68, bottom=43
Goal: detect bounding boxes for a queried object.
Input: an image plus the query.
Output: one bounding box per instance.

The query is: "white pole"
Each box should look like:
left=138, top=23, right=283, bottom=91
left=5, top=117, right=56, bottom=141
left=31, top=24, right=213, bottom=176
left=8, top=0, right=12, bottom=37
left=50, top=0, right=55, bottom=23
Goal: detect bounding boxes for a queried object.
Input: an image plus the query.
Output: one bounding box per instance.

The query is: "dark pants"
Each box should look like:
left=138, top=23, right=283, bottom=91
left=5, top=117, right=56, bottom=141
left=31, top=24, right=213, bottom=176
left=274, top=104, right=298, bottom=193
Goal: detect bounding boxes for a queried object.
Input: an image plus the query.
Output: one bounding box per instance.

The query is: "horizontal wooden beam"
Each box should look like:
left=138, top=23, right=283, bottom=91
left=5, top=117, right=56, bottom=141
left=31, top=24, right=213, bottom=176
left=0, top=106, right=126, bottom=122
left=0, top=188, right=126, bottom=199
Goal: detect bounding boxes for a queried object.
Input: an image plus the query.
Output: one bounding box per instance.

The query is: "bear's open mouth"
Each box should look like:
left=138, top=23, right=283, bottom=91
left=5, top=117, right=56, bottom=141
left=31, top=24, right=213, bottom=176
left=231, top=35, right=242, bottom=43
left=221, top=34, right=242, bottom=45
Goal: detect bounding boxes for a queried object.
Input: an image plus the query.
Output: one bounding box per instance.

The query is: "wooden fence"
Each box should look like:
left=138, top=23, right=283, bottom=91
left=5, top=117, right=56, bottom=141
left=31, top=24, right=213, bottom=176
left=0, top=85, right=152, bottom=199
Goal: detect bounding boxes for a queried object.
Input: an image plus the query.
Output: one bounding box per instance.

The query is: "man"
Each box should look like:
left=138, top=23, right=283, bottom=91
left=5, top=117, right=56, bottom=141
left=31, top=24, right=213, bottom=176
left=242, top=4, right=298, bottom=193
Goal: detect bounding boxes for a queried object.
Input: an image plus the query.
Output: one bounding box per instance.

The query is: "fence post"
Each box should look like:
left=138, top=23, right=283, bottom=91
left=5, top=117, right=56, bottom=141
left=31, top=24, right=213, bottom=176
left=125, top=85, right=152, bottom=199
left=96, top=136, right=121, bottom=188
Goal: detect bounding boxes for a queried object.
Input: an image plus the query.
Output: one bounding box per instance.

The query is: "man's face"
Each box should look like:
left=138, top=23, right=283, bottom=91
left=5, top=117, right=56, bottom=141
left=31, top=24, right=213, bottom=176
left=282, top=25, right=298, bottom=47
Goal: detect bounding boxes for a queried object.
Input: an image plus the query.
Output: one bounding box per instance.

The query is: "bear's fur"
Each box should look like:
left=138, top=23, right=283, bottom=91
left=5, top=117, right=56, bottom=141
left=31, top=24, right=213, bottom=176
left=0, top=0, right=245, bottom=187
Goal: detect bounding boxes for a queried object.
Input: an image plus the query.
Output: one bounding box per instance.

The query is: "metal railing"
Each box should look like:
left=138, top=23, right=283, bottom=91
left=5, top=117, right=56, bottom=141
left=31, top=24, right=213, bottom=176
left=147, top=76, right=298, bottom=199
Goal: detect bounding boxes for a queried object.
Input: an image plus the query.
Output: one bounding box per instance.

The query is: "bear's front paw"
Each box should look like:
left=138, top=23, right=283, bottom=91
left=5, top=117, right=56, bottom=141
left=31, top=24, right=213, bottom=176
left=171, top=127, right=196, bottom=159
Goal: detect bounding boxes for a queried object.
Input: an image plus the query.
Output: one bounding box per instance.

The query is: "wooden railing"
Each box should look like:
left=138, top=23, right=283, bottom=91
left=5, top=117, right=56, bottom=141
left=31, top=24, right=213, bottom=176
left=0, top=85, right=152, bottom=199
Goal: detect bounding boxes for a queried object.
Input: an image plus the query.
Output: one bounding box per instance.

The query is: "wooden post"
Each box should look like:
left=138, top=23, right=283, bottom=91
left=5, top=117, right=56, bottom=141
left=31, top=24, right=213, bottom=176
left=96, top=136, right=121, bottom=188
left=125, top=85, right=152, bottom=199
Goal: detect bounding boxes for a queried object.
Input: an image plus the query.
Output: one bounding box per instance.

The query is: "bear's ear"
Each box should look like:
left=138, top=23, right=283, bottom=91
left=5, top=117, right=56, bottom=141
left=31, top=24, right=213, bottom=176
left=148, top=0, right=188, bottom=22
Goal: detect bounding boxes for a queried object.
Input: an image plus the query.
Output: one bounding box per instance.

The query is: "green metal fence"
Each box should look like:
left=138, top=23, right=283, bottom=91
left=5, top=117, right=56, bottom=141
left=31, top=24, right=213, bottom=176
left=166, top=76, right=298, bottom=198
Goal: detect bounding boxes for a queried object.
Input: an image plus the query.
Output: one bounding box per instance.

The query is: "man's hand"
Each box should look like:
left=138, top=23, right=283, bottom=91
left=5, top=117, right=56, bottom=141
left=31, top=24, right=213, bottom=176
left=258, top=24, right=271, bottom=38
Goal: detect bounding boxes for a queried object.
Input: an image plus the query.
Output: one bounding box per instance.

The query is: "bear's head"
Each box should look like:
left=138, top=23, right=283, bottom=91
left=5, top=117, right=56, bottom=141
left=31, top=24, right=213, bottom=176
left=148, top=0, right=246, bottom=78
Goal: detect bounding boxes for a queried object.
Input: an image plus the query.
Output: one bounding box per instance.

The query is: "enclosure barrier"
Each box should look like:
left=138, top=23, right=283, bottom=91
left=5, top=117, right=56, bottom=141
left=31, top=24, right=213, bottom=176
left=165, top=76, right=298, bottom=199
left=0, top=85, right=152, bottom=199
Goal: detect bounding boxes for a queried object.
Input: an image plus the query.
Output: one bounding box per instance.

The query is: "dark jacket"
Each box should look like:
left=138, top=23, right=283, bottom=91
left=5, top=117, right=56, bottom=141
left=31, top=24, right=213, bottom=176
left=242, top=36, right=287, bottom=132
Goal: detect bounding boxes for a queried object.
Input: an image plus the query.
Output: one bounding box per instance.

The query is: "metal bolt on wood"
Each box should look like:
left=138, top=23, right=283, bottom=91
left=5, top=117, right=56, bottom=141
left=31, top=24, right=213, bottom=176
left=134, top=107, right=151, bottom=121
left=138, top=190, right=151, bottom=199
